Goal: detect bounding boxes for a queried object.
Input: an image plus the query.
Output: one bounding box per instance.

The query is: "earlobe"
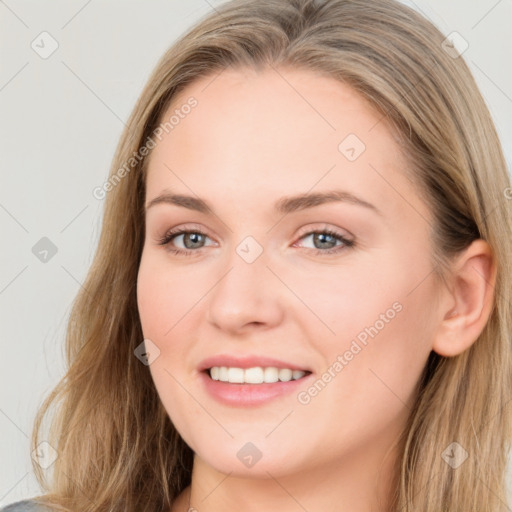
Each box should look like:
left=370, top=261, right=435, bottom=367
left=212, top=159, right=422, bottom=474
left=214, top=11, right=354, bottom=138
left=432, top=239, right=496, bottom=357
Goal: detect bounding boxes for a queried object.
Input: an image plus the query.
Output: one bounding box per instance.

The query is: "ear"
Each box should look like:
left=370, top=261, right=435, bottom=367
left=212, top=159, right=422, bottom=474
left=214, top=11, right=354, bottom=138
left=432, top=239, right=497, bottom=357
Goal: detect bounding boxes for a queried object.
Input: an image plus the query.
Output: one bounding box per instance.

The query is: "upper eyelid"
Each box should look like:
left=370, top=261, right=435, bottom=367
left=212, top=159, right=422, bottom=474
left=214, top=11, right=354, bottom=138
left=161, top=223, right=351, bottom=237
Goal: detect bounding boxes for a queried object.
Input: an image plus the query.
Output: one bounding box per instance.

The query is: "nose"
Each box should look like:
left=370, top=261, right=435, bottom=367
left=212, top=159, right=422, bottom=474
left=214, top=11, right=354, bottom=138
left=205, top=241, right=286, bottom=334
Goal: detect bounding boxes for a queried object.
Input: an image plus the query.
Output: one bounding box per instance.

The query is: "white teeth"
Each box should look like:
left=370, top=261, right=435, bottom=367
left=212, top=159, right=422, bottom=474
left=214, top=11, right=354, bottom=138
left=219, top=367, right=229, bottom=381
left=208, top=366, right=308, bottom=384
left=245, top=367, right=264, bottom=383
left=279, top=369, right=293, bottom=382
left=228, top=367, right=244, bottom=383
left=264, top=367, right=279, bottom=383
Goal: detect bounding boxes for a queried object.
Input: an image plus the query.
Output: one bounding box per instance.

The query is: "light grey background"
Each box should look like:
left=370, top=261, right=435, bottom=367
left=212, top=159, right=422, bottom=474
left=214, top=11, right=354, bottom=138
left=1, top=0, right=511, bottom=507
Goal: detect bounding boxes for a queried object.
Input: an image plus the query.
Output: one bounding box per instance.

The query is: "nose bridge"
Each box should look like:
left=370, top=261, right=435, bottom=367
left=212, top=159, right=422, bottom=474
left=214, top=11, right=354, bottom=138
left=205, top=233, right=284, bottom=331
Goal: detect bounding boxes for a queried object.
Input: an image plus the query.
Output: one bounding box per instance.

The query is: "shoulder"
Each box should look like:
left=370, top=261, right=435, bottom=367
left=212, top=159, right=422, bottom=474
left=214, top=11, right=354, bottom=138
left=0, top=500, right=54, bottom=511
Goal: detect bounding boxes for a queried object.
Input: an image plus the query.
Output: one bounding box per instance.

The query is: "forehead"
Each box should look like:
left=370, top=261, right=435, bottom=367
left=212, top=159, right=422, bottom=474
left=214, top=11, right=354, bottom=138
left=165, top=65, right=383, bottom=139
left=144, top=66, right=426, bottom=224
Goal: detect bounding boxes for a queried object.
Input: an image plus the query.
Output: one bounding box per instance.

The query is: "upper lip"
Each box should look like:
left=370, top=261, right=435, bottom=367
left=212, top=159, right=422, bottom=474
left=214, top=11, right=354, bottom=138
left=198, top=354, right=312, bottom=372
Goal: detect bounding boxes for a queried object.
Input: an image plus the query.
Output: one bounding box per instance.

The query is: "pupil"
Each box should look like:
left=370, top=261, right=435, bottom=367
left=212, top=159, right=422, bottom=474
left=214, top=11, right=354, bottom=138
left=315, top=233, right=335, bottom=249
left=186, top=233, right=203, bottom=248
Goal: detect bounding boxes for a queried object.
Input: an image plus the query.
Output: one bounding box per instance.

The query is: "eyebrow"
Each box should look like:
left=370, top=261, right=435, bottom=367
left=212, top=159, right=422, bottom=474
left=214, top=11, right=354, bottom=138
left=145, top=189, right=383, bottom=217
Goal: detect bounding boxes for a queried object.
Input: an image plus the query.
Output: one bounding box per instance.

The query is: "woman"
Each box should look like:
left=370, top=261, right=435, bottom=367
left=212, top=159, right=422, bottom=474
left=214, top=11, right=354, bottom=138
left=3, top=0, right=511, bottom=510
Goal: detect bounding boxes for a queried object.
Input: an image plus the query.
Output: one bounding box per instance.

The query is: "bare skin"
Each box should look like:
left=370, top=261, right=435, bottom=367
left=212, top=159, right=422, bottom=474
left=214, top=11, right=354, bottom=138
left=136, top=66, right=496, bottom=512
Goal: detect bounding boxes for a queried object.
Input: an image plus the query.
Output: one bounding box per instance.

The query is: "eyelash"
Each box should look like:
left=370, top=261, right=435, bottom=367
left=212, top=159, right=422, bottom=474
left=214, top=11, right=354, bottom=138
left=157, top=227, right=355, bottom=257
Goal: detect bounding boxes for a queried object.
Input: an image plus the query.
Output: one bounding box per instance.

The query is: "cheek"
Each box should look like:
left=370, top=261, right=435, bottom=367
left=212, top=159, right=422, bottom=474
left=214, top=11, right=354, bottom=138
left=137, top=268, right=163, bottom=339
left=285, top=256, right=402, bottom=346
left=297, top=282, right=433, bottom=457
left=302, top=255, right=434, bottom=409
left=136, top=254, right=193, bottom=339
left=136, top=257, right=199, bottom=437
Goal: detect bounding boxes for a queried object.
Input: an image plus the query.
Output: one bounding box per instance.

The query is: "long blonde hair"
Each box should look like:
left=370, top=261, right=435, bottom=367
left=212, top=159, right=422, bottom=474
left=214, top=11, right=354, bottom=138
left=30, top=0, right=512, bottom=510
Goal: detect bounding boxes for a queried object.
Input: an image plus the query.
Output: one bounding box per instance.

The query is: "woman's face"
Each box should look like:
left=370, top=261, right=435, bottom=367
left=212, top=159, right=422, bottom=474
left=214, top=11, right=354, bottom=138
left=137, top=67, right=442, bottom=480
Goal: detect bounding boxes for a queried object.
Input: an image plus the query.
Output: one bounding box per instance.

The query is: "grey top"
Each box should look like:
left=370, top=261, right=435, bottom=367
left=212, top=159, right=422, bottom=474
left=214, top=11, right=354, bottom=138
left=0, top=500, right=52, bottom=511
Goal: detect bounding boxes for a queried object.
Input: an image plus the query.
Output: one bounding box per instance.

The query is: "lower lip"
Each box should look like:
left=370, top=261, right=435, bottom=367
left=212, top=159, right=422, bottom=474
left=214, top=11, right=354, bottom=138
left=199, top=370, right=314, bottom=407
